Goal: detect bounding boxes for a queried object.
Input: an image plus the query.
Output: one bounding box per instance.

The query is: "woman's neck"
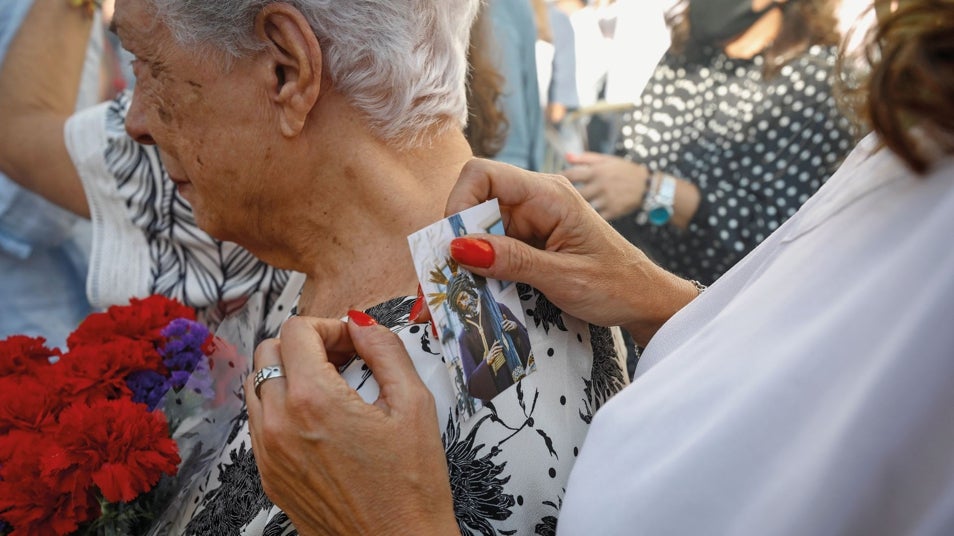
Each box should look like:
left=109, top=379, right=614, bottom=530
left=292, top=134, right=473, bottom=318
left=723, top=5, right=783, bottom=59
left=295, top=243, right=421, bottom=318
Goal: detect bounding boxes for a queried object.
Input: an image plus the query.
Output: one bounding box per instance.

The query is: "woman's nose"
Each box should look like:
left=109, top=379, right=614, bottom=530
left=124, top=93, right=157, bottom=145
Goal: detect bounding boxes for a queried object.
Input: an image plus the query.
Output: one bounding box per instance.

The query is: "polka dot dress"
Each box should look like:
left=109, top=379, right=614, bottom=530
left=613, top=44, right=857, bottom=284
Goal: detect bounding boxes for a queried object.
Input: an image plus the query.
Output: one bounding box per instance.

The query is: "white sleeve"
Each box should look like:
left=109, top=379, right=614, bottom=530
left=64, top=98, right=152, bottom=309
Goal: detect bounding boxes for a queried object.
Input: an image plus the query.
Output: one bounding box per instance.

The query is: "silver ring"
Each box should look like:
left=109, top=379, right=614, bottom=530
left=253, top=365, right=285, bottom=398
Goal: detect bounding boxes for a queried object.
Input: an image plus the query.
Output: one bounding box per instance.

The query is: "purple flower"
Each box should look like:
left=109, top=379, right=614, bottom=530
left=167, top=370, right=193, bottom=392
left=126, top=369, right=170, bottom=411
left=160, top=318, right=209, bottom=373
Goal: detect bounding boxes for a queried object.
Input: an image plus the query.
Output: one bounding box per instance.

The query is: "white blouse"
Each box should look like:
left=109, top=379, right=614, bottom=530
left=559, top=135, right=954, bottom=535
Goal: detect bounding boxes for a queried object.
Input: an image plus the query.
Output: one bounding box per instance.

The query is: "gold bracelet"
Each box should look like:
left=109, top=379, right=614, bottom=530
left=68, top=0, right=102, bottom=17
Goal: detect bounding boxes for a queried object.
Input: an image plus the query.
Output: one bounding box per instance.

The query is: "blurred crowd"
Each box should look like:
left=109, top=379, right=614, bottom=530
left=470, top=0, right=873, bottom=370
left=0, top=0, right=887, bottom=484
left=0, top=0, right=875, bottom=360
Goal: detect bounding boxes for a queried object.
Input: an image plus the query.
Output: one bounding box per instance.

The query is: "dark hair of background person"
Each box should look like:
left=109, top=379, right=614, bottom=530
left=858, top=0, right=954, bottom=174
left=667, top=0, right=842, bottom=77
left=464, top=4, right=510, bottom=158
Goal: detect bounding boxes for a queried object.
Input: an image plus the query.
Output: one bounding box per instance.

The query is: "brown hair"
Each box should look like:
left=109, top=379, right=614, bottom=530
left=859, top=0, right=954, bottom=173
left=464, top=5, right=509, bottom=159
left=668, top=0, right=841, bottom=77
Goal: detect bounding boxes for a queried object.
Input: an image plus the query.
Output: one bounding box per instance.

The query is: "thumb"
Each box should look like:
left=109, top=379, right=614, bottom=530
left=345, top=312, right=428, bottom=411
left=450, top=235, right=554, bottom=288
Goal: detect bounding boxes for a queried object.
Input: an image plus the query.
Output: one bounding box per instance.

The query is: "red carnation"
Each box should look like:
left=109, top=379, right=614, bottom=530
left=0, top=335, right=60, bottom=377
left=0, top=294, right=209, bottom=533
left=0, top=376, right=63, bottom=434
left=63, top=311, right=124, bottom=348
left=132, top=294, right=196, bottom=323
left=0, top=431, right=99, bottom=536
left=68, top=295, right=194, bottom=349
left=42, top=399, right=180, bottom=504
left=0, top=429, right=42, bottom=480
left=51, top=339, right=164, bottom=404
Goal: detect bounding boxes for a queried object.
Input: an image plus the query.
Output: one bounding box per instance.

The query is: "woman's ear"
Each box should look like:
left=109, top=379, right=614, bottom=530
left=254, top=4, right=323, bottom=138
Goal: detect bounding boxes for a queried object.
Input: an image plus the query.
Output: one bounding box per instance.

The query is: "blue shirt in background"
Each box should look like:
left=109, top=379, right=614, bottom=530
left=486, top=0, right=546, bottom=171
left=0, top=1, right=95, bottom=348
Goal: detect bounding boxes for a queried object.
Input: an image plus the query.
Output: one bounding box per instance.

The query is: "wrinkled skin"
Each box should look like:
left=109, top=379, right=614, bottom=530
left=246, top=316, right=458, bottom=535
left=444, top=158, right=696, bottom=346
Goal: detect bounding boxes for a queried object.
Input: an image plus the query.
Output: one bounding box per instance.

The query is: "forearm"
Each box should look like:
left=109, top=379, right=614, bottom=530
left=0, top=0, right=93, bottom=216
left=619, top=253, right=700, bottom=347
left=1, top=0, right=92, bottom=117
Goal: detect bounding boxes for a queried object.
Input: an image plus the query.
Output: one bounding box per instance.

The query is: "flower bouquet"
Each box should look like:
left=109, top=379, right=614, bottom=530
left=0, top=295, right=222, bottom=535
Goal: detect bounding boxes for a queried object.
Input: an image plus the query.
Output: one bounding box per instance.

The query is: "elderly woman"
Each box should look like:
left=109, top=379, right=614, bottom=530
left=0, top=0, right=630, bottom=534
left=245, top=0, right=954, bottom=534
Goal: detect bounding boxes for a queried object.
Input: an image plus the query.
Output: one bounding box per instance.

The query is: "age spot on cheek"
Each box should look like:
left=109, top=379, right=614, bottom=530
left=158, top=106, right=173, bottom=124
left=185, top=80, right=204, bottom=104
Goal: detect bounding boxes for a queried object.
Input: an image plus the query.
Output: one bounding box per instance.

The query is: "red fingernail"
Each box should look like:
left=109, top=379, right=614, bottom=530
left=409, top=285, right=427, bottom=322
left=450, top=237, right=495, bottom=268
left=409, top=296, right=425, bottom=323
left=347, top=310, right=377, bottom=327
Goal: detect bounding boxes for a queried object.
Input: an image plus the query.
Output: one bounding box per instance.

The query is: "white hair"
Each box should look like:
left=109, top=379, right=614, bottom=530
left=147, top=0, right=480, bottom=146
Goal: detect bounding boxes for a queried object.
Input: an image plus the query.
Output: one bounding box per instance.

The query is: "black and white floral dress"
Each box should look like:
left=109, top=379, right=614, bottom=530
left=64, top=94, right=630, bottom=535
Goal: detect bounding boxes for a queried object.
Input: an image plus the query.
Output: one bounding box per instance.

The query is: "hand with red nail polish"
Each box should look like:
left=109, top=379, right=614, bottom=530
left=246, top=315, right=457, bottom=535
left=446, top=159, right=699, bottom=346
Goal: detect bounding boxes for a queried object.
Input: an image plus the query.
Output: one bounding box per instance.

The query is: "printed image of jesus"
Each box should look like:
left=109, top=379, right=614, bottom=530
left=444, top=273, right=533, bottom=402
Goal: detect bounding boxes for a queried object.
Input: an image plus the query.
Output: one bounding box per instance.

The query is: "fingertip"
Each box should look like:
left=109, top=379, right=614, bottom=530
left=344, top=313, right=387, bottom=346
left=409, top=296, right=423, bottom=322
left=345, top=319, right=416, bottom=376
left=346, top=309, right=377, bottom=327
left=409, top=287, right=432, bottom=324
left=450, top=237, right=495, bottom=269
left=278, top=314, right=316, bottom=339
